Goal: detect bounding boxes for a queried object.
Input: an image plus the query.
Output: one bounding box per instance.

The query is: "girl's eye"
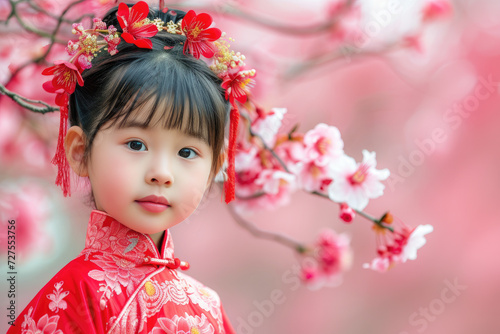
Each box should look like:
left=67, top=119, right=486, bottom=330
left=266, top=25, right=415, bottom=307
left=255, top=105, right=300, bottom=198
left=127, top=140, right=146, bottom=151
left=178, top=148, right=198, bottom=159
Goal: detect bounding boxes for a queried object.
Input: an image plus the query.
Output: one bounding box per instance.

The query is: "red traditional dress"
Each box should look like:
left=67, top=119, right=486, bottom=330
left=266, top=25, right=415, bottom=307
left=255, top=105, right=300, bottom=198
left=7, top=210, right=236, bottom=334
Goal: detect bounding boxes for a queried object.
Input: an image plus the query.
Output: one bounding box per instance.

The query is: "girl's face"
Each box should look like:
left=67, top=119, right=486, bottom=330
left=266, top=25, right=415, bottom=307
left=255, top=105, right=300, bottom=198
left=84, top=107, right=213, bottom=246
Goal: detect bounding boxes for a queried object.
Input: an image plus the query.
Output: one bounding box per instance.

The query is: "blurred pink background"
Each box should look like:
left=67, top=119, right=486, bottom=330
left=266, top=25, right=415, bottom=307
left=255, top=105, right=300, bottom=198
left=1, top=0, right=500, bottom=333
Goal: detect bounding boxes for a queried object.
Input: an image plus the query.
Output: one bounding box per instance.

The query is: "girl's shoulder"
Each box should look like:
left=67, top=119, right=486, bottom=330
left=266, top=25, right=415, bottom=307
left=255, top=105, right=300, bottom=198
left=175, top=271, right=223, bottom=305
left=7, top=254, right=116, bottom=333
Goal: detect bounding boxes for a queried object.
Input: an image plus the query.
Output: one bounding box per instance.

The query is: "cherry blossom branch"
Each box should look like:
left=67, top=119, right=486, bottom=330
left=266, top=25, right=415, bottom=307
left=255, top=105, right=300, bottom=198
left=166, top=0, right=355, bottom=35
left=240, top=108, right=395, bottom=233
left=283, top=41, right=401, bottom=79
left=0, top=83, right=58, bottom=113
left=226, top=200, right=307, bottom=254
left=355, top=209, right=394, bottom=233
left=3, top=0, right=84, bottom=88
left=6, top=0, right=67, bottom=43
left=27, top=1, right=92, bottom=24
left=310, top=190, right=394, bottom=232
left=166, top=0, right=401, bottom=79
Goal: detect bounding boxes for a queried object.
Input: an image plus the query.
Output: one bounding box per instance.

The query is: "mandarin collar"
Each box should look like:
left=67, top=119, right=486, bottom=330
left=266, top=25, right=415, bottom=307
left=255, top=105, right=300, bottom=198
left=83, top=210, right=175, bottom=265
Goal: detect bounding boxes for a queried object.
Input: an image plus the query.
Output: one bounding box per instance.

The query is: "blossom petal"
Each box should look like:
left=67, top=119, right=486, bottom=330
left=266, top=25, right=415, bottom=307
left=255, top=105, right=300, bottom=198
left=132, top=38, right=153, bottom=49
left=182, top=10, right=196, bottom=29
left=128, top=1, right=149, bottom=22
left=402, top=224, right=434, bottom=261
left=42, top=80, right=57, bottom=93
left=132, top=24, right=158, bottom=38
left=200, top=27, right=222, bottom=41
left=194, top=13, right=214, bottom=29
left=121, top=32, right=135, bottom=44
left=117, top=2, right=130, bottom=22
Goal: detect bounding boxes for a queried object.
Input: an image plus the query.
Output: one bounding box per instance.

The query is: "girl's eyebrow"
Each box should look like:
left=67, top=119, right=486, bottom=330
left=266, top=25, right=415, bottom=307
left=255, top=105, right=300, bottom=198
left=118, top=119, right=149, bottom=129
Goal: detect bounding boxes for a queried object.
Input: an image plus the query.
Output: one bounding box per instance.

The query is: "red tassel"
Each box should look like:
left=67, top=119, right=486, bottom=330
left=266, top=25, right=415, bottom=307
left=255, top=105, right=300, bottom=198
left=52, top=104, right=71, bottom=197
left=224, top=104, right=239, bottom=203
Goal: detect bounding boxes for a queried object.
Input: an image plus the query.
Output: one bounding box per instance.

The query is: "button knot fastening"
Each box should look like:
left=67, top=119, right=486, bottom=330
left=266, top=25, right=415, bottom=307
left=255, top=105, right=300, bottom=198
left=143, top=256, right=190, bottom=270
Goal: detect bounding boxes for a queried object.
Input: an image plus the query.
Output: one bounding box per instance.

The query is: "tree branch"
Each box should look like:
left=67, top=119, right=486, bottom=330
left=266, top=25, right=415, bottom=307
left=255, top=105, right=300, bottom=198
left=0, top=83, right=58, bottom=113
left=167, top=0, right=356, bottom=35
left=226, top=201, right=307, bottom=253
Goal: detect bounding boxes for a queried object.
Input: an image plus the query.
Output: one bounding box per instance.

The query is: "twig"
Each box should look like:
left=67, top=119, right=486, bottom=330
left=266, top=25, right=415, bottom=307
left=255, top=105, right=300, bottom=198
left=311, top=191, right=394, bottom=232
left=282, top=41, right=401, bottom=79
left=355, top=209, right=394, bottom=232
left=166, top=0, right=355, bottom=35
left=8, top=0, right=67, bottom=43
left=0, top=83, right=58, bottom=113
left=27, top=1, right=76, bottom=24
left=226, top=201, right=307, bottom=253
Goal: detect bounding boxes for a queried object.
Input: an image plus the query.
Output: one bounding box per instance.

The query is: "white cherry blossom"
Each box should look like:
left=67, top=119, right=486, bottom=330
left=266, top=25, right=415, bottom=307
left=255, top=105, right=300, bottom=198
left=328, top=150, right=390, bottom=210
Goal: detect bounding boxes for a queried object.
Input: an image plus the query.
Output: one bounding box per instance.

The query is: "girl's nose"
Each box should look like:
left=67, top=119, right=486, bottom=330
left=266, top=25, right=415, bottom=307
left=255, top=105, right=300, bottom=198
left=146, top=157, right=174, bottom=186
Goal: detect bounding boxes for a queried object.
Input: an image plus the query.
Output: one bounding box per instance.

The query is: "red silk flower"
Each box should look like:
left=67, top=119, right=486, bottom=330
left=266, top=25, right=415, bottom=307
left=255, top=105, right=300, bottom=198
left=181, top=10, right=222, bottom=59
left=42, top=60, right=83, bottom=106
left=221, top=71, right=253, bottom=105
left=117, top=1, right=158, bottom=49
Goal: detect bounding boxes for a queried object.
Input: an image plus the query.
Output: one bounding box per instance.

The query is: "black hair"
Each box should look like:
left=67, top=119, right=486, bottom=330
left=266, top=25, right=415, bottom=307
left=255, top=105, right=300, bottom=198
left=69, top=5, right=230, bottom=176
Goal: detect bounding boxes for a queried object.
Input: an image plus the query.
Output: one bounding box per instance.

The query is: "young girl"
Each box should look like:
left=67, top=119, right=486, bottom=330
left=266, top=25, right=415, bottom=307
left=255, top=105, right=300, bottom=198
left=8, top=2, right=244, bottom=333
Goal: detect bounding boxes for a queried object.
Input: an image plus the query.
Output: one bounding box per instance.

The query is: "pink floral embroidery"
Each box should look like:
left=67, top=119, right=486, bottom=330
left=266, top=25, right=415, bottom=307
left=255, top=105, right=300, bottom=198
left=46, top=281, right=69, bottom=313
left=88, top=253, right=148, bottom=310
left=86, top=215, right=110, bottom=248
left=163, top=279, right=190, bottom=305
left=21, top=306, right=63, bottom=334
left=186, top=286, right=220, bottom=319
left=85, top=218, right=148, bottom=258
left=139, top=280, right=170, bottom=318
left=151, top=313, right=215, bottom=334
left=109, top=300, right=141, bottom=334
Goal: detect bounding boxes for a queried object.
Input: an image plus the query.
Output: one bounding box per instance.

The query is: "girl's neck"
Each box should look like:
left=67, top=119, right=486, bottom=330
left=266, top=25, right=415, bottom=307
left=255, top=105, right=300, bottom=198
left=149, top=230, right=166, bottom=253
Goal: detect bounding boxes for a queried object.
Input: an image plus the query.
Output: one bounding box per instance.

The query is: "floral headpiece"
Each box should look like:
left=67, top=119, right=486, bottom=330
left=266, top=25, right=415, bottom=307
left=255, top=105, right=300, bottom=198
left=42, top=1, right=255, bottom=203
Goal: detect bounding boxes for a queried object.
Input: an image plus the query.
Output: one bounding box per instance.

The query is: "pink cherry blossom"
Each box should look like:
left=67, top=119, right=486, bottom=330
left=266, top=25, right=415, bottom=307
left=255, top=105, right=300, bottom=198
left=300, top=229, right=352, bottom=290
left=234, top=183, right=295, bottom=212
left=234, top=143, right=261, bottom=173
left=254, top=169, right=296, bottom=195
left=303, top=123, right=344, bottom=166
left=296, top=161, right=333, bottom=193
left=274, top=136, right=306, bottom=165
left=0, top=183, right=51, bottom=261
left=234, top=143, right=263, bottom=198
left=328, top=150, right=390, bottom=210
left=363, top=218, right=433, bottom=272
left=252, top=107, right=287, bottom=147
left=422, top=1, right=452, bottom=22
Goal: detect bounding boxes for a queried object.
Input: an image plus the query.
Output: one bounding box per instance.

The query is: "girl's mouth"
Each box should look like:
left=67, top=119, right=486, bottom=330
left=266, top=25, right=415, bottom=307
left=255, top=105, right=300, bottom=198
left=136, top=195, right=170, bottom=213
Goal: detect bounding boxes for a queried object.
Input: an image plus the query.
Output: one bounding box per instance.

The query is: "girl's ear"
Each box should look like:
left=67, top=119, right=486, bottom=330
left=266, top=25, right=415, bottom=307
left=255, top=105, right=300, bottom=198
left=65, top=126, right=89, bottom=177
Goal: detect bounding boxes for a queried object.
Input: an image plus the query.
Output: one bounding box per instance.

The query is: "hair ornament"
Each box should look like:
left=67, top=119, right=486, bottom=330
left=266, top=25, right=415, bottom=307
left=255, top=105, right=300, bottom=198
left=42, top=1, right=255, bottom=203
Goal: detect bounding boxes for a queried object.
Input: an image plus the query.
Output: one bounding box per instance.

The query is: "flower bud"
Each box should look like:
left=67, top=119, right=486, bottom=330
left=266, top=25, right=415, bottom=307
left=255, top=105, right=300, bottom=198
left=339, top=203, right=355, bottom=223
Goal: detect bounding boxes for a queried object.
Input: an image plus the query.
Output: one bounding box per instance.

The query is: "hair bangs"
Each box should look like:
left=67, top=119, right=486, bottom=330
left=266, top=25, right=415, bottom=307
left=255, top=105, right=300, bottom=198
left=98, top=54, right=225, bottom=149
